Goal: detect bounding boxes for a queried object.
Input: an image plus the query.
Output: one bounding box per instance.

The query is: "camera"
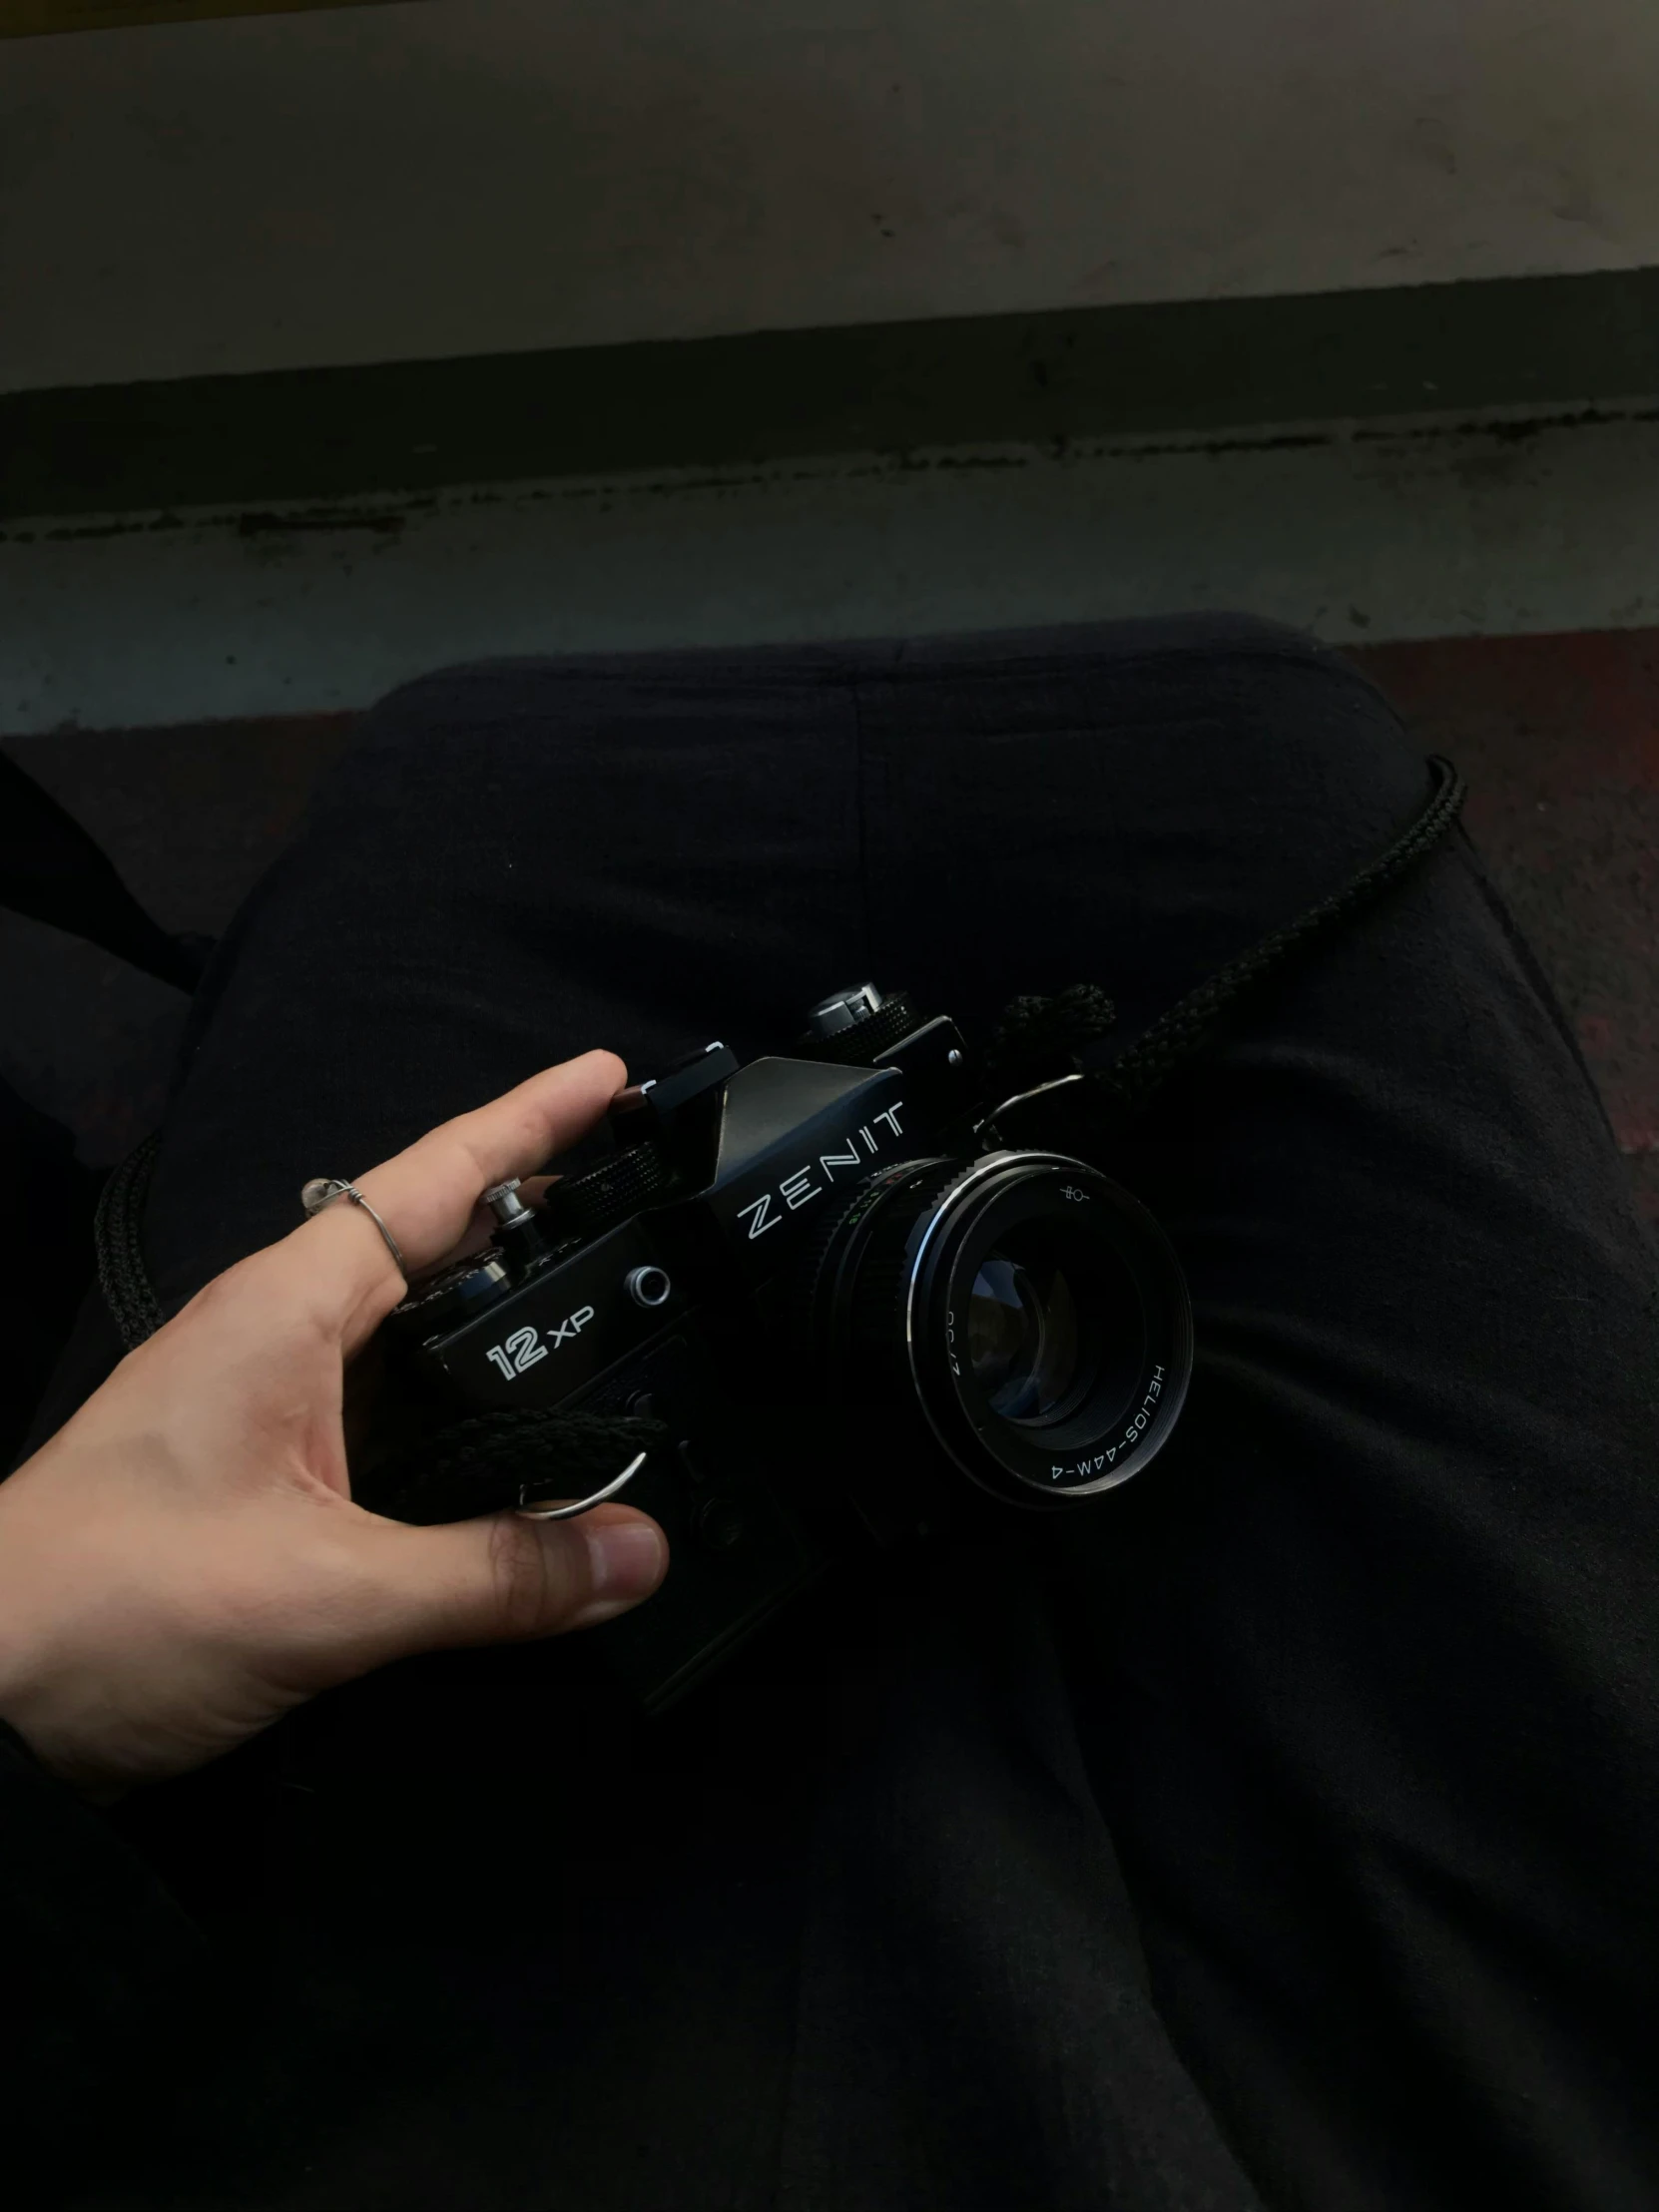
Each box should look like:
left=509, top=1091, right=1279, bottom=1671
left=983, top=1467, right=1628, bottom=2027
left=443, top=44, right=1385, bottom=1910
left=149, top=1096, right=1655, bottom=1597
left=374, top=986, right=1193, bottom=1708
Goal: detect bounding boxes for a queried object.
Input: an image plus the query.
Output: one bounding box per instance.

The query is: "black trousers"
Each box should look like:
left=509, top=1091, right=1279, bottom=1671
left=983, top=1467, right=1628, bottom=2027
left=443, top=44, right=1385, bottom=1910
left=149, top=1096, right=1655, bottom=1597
left=27, top=617, right=1659, bottom=2211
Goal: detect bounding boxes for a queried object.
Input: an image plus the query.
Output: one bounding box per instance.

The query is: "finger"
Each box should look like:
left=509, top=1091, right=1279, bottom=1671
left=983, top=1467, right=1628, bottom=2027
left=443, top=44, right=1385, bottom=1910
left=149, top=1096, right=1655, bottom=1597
left=340, top=1502, right=668, bottom=1670
left=260, top=1051, right=626, bottom=1351
left=359, top=1051, right=627, bottom=1274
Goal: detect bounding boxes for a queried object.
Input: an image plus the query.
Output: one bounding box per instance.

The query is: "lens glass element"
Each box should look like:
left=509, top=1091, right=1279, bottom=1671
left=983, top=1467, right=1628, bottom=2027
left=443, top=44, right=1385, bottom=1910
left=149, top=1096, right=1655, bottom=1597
left=967, top=1246, right=1090, bottom=1423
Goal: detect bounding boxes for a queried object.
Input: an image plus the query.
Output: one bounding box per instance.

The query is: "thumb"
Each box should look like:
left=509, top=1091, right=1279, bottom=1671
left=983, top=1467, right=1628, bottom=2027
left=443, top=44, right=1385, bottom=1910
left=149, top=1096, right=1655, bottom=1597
left=348, top=1504, right=668, bottom=1666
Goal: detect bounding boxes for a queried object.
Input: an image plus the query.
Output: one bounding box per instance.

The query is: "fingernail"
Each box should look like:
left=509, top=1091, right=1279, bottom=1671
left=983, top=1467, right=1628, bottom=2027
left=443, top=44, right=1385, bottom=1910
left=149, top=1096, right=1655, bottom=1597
left=581, top=1518, right=667, bottom=1604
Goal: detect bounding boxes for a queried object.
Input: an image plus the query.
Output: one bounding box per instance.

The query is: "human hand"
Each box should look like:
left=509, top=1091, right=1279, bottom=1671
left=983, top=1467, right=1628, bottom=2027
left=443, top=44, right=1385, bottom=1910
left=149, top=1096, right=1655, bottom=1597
left=0, top=1054, right=668, bottom=1800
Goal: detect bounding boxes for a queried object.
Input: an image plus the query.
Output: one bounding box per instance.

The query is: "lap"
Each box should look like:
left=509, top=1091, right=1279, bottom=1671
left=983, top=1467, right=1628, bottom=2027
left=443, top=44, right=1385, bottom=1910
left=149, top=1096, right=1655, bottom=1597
left=33, top=616, right=1658, bottom=2209
left=134, top=614, right=1532, bottom=1291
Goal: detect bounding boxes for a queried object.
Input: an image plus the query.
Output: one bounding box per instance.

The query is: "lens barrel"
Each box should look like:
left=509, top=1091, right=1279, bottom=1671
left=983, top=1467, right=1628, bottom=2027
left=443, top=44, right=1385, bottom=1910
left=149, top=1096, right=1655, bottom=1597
left=804, top=1151, right=1191, bottom=1506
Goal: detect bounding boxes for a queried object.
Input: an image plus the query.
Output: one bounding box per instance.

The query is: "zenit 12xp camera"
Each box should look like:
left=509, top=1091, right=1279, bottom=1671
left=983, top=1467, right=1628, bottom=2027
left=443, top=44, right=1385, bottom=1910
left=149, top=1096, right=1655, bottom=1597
left=375, top=985, right=1193, bottom=1707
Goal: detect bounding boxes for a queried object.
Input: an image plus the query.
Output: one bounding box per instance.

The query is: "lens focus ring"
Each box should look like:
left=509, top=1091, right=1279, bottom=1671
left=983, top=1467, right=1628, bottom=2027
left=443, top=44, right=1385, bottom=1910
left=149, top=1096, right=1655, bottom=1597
left=792, top=1159, right=948, bottom=1368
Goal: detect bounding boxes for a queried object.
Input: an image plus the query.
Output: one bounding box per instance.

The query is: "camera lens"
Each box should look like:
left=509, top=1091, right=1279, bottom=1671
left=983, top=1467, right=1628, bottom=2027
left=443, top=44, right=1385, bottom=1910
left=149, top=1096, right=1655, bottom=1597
left=804, top=1151, right=1191, bottom=1506
left=967, top=1240, right=1089, bottom=1423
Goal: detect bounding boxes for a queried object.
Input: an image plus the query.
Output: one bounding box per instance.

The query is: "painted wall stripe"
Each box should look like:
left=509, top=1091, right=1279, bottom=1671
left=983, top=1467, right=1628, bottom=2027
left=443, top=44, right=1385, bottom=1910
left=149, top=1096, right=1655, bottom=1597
left=5, top=270, right=1658, bottom=525
left=2, top=0, right=404, bottom=39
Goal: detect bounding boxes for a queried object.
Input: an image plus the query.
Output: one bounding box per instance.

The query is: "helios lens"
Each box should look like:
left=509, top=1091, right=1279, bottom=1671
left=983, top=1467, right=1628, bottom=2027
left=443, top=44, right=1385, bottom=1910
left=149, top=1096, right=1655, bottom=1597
left=807, top=1150, right=1192, bottom=1506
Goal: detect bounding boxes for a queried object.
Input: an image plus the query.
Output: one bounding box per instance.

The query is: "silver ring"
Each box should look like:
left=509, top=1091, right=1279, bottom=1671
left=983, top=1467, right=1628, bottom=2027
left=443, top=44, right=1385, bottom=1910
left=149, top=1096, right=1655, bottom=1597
left=300, top=1176, right=406, bottom=1277
left=515, top=1450, right=648, bottom=1522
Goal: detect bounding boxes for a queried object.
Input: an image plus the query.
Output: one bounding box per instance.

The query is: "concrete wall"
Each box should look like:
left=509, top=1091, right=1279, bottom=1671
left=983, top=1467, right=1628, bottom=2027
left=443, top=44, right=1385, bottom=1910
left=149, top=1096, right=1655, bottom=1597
left=4, top=0, right=1657, bottom=393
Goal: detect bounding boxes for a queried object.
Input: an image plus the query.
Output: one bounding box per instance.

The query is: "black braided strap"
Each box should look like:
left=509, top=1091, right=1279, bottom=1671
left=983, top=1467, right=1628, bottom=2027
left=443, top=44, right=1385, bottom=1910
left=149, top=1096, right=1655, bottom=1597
left=366, top=1407, right=669, bottom=1526
left=94, top=1130, right=164, bottom=1351
left=1092, top=753, right=1465, bottom=1122
left=985, top=984, right=1118, bottom=1079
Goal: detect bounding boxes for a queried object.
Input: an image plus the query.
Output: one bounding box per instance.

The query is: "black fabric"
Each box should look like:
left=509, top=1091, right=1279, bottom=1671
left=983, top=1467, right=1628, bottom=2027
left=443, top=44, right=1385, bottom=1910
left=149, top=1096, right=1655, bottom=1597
left=0, top=1077, right=103, bottom=1467
left=0, top=749, right=212, bottom=995
left=0, top=741, right=207, bottom=1461
left=8, top=615, right=1657, bottom=2211
left=0, top=1718, right=211, bottom=2193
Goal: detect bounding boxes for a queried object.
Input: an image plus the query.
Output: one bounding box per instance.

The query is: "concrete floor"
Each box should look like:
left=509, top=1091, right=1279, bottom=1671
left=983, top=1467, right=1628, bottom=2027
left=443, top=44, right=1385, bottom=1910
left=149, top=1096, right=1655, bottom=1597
left=8, top=402, right=1659, bottom=735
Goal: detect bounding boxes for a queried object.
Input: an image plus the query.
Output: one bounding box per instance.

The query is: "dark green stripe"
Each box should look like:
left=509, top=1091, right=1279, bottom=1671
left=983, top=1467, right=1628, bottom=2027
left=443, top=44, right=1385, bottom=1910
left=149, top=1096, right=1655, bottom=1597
left=1, top=0, right=404, bottom=41
left=5, top=267, right=1658, bottom=525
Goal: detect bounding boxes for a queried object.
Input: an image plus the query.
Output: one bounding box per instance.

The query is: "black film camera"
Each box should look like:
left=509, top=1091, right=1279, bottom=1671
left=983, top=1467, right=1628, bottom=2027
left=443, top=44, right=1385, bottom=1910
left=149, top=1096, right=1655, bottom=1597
left=376, top=986, right=1193, bottom=1707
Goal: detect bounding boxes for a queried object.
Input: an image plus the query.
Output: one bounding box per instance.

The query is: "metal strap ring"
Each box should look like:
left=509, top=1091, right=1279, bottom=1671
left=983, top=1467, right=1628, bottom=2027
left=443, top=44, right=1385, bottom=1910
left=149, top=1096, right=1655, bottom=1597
left=516, top=1451, right=649, bottom=1522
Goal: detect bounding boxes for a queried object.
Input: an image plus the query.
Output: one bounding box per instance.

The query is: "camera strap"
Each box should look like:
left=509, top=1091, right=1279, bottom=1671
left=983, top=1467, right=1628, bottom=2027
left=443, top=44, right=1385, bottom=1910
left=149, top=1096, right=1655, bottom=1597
left=986, top=753, right=1466, bottom=1125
